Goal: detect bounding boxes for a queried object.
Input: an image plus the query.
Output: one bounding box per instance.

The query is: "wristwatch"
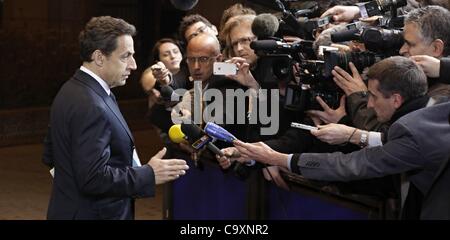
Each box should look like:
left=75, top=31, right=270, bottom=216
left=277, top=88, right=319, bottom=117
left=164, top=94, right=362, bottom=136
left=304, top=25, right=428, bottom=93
left=359, top=131, right=368, bottom=148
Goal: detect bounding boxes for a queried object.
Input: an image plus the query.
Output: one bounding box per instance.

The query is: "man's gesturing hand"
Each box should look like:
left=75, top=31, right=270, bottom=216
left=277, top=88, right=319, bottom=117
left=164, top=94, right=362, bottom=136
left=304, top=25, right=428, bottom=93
left=147, top=147, right=189, bottom=185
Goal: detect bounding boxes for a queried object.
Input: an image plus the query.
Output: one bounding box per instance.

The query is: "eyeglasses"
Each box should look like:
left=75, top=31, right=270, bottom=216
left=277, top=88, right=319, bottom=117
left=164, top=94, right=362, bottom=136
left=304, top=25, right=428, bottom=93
left=185, top=56, right=217, bottom=65
left=186, top=25, right=208, bottom=42
left=231, top=36, right=256, bottom=49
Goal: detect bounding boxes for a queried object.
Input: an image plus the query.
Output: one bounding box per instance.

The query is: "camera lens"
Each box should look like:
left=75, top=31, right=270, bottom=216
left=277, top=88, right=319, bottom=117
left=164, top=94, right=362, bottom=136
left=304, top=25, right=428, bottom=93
left=377, top=0, right=407, bottom=12
left=361, top=28, right=404, bottom=53
left=323, top=51, right=378, bottom=78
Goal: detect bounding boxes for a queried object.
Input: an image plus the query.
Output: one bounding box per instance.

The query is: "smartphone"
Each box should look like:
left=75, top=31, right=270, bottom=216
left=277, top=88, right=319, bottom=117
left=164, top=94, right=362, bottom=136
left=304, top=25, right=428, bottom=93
left=290, top=122, right=318, bottom=131
left=213, top=62, right=237, bottom=75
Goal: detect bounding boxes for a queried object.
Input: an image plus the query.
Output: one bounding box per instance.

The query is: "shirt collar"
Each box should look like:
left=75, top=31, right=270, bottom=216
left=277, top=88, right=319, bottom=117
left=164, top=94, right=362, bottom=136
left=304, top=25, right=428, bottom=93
left=80, top=66, right=111, bottom=96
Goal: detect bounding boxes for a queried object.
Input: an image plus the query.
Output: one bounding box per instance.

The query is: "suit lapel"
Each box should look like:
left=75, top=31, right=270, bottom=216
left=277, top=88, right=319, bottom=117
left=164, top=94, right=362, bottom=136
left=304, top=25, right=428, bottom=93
left=73, top=70, right=134, bottom=143
left=104, top=94, right=134, bottom=142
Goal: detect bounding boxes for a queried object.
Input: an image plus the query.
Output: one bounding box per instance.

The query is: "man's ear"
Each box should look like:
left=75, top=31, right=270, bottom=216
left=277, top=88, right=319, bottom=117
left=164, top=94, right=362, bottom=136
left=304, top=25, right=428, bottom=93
left=211, top=25, right=218, bottom=36
left=431, top=39, right=445, bottom=58
left=392, top=93, right=404, bottom=109
left=92, top=50, right=104, bottom=66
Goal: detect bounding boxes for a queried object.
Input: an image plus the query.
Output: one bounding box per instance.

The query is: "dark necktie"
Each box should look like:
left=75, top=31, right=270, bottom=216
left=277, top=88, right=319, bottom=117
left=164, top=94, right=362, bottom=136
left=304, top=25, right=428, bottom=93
left=110, top=92, right=118, bottom=106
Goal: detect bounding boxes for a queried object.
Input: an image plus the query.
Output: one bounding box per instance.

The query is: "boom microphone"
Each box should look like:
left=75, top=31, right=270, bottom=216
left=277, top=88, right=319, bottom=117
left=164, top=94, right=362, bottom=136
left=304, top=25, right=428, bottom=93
left=170, top=0, right=198, bottom=11
left=251, top=13, right=279, bottom=39
left=181, top=122, right=224, bottom=156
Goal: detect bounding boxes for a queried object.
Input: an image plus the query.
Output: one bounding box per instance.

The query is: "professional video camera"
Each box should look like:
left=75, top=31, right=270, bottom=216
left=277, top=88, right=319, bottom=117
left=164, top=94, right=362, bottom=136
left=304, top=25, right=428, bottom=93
left=272, top=0, right=335, bottom=40
left=287, top=49, right=385, bottom=111
left=358, top=0, right=407, bottom=19
left=249, top=0, right=407, bottom=112
left=331, top=26, right=404, bottom=56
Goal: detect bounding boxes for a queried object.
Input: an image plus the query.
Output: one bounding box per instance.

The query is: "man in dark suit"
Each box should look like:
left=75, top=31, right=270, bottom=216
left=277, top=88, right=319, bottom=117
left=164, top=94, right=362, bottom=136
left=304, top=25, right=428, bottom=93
left=226, top=57, right=450, bottom=219
left=42, top=16, right=189, bottom=220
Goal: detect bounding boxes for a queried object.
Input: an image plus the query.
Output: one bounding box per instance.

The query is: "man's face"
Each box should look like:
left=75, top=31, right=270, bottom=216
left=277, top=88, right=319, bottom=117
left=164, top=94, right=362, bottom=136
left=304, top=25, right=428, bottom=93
left=367, top=79, right=398, bottom=123
left=399, top=23, right=441, bottom=57
left=229, top=23, right=258, bottom=66
left=186, top=42, right=218, bottom=82
left=102, top=35, right=137, bottom=88
left=185, top=21, right=217, bottom=42
left=158, top=42, right=182, bottom=73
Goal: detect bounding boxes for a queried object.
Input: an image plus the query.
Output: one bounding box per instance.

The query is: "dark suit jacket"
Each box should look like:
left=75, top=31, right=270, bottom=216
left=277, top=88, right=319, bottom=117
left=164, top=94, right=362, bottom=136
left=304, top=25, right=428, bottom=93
left=44, top=70, right=155, bottom=219
left=421, top=157, right=450, bottom=219
left=291, top=101, right=450, bottom=219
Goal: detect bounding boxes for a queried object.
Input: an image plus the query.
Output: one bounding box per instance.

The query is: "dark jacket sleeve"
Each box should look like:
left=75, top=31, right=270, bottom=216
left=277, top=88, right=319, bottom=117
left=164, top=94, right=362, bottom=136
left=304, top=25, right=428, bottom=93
left=71, top=104, right=155, bottom=198
left=439, top=57, right=450, bottom=85
left=290, top=122, right=425, bottom=182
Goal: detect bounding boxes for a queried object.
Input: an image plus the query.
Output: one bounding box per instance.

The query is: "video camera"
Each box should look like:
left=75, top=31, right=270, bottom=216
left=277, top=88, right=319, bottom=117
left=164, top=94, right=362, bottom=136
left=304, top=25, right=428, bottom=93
left=249, top=0, right=406, bottom=112
left=331, top=26, right=403, bottom=56
left=358, top=0, right=407, bottom=19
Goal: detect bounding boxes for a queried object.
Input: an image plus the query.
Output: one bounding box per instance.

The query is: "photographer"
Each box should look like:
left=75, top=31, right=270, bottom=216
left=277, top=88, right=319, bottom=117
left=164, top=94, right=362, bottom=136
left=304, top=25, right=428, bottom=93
left=310, top=6, right=450, bottom=140
left=224, top=57, right=450, bottom=219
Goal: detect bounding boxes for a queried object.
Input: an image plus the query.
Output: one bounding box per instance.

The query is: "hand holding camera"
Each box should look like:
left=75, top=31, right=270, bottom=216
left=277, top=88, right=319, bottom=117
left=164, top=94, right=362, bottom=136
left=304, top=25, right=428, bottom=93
left=150, top=61, right=171, bottom=85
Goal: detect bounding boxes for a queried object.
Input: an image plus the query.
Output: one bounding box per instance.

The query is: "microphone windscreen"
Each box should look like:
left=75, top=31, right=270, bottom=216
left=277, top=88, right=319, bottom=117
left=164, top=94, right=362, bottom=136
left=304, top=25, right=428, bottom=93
left=160, top=85, right=174, bottom=101
left=168, top=124, right=185, bottom=143
left=251, top=13, right=279, bottom=39
left=170, top=0, right=198, bottom=11
left=250, top=39, right=278, bottom=51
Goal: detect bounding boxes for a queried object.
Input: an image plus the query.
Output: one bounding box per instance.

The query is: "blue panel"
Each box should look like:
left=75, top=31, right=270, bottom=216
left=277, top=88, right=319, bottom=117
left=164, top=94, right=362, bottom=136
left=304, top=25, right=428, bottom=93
left=172, top=159, right=248, bottom=219
left=267, top=183, right=367, bottom=220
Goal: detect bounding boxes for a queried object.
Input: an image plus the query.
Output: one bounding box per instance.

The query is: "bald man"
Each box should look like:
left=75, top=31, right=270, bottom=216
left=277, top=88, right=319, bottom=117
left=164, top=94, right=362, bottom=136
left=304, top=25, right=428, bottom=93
left=172, top=33, right=260, bottom=157
left=186, top=33, right=222, bottom=86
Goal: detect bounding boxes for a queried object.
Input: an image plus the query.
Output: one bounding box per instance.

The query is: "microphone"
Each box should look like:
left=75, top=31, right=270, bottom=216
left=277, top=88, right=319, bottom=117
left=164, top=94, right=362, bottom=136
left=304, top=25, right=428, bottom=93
left=204, top=122, right=236, bottom=143
left=180, top=122, right=224, bottom=156
left=170, top=0, right=198, bottom=11
left=160, top=85, right=181, bottom=103
left=251, top=13, right=279, bottom=39
left=204, top=122, right=253, bottom=165
left=168, top=124, right=186, bottom=143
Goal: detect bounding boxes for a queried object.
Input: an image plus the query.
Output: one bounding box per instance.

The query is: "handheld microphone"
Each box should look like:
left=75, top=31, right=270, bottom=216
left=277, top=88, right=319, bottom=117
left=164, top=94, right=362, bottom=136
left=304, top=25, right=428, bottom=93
left=181, top=122, right=224, bottom=156
left=204, top=122, right=251, bottom=162
left=204, top=122, right=236, bottom=143
left=170, top=0, right=198, bottom=11
left=168, top=124, right=186, bottom=143
left=251, top=13, right=279, bottom=39
left=160, top=85, right=181, bottom=103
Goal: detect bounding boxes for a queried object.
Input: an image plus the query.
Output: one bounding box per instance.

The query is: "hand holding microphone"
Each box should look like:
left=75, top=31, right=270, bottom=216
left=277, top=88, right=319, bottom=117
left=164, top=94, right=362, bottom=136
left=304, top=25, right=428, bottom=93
left=180, top=122, right=224, bottom=157
left=168, top=124, right=195, bottom=154
left=150, top=62, right=171, bottom=85
left=204, top=122, right=257, bottom=169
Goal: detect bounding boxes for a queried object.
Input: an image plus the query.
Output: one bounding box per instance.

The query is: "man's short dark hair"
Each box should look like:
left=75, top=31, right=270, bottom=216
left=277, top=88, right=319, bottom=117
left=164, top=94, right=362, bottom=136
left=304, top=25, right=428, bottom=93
left=178, top=14, right=212, bottom=43
left=405, top=5, right=450, bottom=56
left=367, top=56, right=428, bottom=101
left=79, top=16, right=136, bottom=62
